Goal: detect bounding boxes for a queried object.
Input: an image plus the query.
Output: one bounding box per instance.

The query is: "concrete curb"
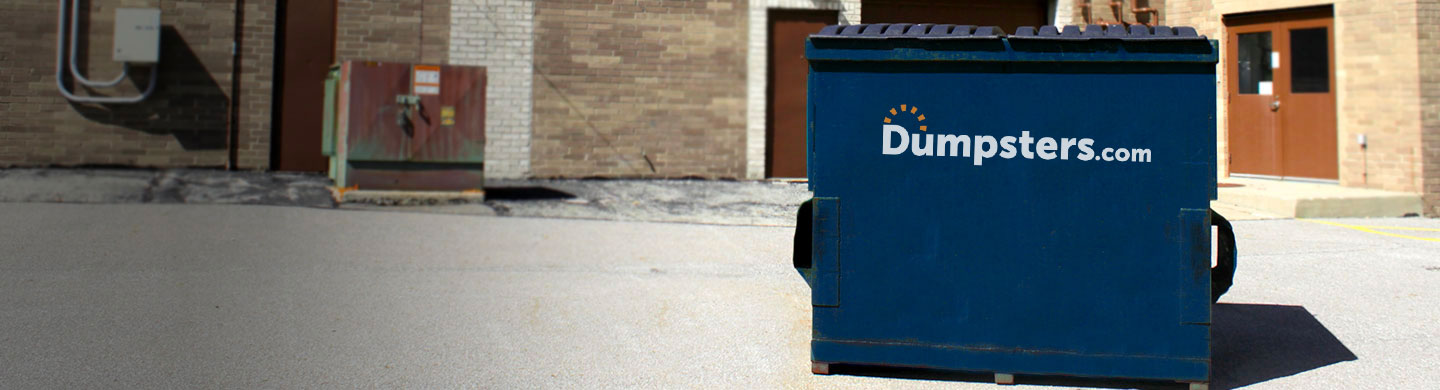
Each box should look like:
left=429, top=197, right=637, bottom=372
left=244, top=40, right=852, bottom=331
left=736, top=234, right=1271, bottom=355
left=1217, top=178, right=1423, bottom=218
left=336, top=189, right=487, bottom=206
left=0, top=168, right=337, bottom=208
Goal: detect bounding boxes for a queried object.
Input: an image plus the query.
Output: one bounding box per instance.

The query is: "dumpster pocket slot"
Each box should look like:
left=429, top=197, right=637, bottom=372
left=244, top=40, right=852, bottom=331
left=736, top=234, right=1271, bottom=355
left=1177, top=208, right=1210, bottom=324
left=813, top=197, right=840, bottom=307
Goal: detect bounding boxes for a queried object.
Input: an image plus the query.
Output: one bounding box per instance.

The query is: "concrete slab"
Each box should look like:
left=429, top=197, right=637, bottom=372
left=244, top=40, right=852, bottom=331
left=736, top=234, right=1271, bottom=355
left=0, top=168, right=336, bottom=208
left=1209, top=200, right=1283, bottom=221
left=338, top=189, right=486, bottom=206
left=0, top=168, right=154, bottom=203
left=2, top=204, right=1437, bottom=389
left=1216, top=177, right=1423, bottom=218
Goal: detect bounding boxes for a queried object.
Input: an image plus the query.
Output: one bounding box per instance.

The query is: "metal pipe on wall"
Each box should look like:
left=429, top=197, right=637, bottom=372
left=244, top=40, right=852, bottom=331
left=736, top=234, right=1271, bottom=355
left=69, top=0, right=129, bottom=88
left=54, top=0, right=158, bottom=104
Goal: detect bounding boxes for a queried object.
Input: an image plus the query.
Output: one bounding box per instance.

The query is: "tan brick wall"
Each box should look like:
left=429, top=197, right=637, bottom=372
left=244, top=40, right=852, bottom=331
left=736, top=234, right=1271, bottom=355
left=0, top=0, right=252, bottom=168
left=1420, top=0, right=1440, bottom=215
left=238, top=0, right=275, bottom=170
left=531, top=0, right=749, bottom=178
left=1068, top=0, right=1166, bottom=26
left=1167, top=0, right=1432, bottom=206
left=335, top=0, right=450, bottom=64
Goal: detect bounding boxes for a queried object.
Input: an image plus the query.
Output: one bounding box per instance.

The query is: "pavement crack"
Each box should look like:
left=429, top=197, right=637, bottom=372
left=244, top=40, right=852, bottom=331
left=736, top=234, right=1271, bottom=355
left=484, top=201, right=512, bottom=216
left=139, top=172, right=163, bottom=203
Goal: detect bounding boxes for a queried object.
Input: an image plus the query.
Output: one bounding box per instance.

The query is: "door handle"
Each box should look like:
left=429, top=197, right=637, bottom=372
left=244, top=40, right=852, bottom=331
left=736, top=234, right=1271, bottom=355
left=1270, top=99, right=1280, bottom=112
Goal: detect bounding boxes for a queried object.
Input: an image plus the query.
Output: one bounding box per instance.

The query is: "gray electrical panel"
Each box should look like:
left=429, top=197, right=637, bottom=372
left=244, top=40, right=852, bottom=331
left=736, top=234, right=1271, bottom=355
left=113, top=8, right=160, bottom=63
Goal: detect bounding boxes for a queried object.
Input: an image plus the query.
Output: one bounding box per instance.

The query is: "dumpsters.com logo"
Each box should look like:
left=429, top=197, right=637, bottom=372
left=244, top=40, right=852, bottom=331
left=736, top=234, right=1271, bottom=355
left=881, top=105, right=1152, bottom=165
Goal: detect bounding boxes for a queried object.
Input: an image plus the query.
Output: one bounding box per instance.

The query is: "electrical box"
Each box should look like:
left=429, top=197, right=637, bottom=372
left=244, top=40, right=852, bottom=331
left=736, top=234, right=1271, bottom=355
left=113, top=8, right=161, bottom=63
left=322, top=61, right=488, bottom=191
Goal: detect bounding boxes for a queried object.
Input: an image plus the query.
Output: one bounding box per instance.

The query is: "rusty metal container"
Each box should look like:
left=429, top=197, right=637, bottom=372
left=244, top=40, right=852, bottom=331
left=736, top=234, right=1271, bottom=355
left=323, top=61, right=486, bottom=191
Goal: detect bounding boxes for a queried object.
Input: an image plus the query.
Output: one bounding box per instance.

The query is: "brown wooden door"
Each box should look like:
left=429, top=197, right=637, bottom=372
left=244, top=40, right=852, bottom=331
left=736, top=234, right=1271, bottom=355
left=1225, top=8, right=1337, bottom=180
left=767, top=10, right=837, bottom=178
left=274, top=0, right=337, bottom=172
left=861, top=0, right=1047, bottom=34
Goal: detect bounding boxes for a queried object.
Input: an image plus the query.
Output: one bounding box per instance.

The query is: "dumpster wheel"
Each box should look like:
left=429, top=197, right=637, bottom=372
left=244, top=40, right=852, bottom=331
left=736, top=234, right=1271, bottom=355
left=1210, top=208, right=1237, bottom=303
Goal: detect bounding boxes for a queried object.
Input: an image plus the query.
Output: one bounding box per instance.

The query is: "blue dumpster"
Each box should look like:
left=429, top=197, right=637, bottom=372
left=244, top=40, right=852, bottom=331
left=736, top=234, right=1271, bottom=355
left=799, top=24, right=1223, bottom=387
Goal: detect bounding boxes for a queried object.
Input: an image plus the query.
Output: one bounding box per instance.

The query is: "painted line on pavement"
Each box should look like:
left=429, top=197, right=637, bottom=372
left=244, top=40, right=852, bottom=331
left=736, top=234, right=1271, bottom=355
left=1300, top=219, right=1440, bottom=243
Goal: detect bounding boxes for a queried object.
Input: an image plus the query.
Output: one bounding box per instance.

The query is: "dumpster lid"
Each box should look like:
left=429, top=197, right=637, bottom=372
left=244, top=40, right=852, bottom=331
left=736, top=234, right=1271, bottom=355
left=1010, top=24, right=1205, bottom=41
left=809, top=24, right=1006, bottom=40
left=806, top=23, right=1216, bottom=63
left=809, top=24, right=1205, bottom=41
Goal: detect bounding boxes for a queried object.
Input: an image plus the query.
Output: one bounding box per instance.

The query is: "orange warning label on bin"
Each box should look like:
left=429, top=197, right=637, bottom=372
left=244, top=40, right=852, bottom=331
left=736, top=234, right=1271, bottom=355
left=413, top=65, right=441, bottom=95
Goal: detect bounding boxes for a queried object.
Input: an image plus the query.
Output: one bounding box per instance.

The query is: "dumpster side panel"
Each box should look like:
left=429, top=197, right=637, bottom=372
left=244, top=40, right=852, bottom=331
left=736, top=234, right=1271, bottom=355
left=410, top=65, right=487, bottom=163
left=344, top=62, right=414, bottom=162
left=807, top=59, right=1215, bottom=381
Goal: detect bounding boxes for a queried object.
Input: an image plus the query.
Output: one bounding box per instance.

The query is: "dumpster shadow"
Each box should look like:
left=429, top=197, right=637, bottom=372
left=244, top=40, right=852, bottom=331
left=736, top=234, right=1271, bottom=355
left=821, top=303, right=1355, bottom=389
left=482, top=186, right=576, bottom=201
left=1211, top=303, right=1357, bottom=389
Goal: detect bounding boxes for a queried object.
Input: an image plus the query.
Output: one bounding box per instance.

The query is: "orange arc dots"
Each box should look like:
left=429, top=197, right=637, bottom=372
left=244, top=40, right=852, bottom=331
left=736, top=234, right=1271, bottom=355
left=885, top=104, right=928, bottom=126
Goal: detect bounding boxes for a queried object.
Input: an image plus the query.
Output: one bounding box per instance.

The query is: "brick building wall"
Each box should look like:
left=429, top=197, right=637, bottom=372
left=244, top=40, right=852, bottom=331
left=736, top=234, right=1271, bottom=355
left=531, top=0, right=749, bottom=178
left=1167, top=0, right=1436, bottom=214
left=335, top=0, right=450, bottom=64
left=238, top=0, right=275, bottom=169
left=1420, top=0, right=1440, bottom=215
left=450, top=0, right=535, bottom=179
left=1064, top=0, right=1166, bottom=26
left=0, top=0, right=260, bottom=168
left=743, top=0, right=859, bottom=179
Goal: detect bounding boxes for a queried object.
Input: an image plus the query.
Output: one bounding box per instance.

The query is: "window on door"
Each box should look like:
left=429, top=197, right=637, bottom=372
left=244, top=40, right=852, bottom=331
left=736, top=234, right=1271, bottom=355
left=1290, top=28, right=1329, bottom=93
left=1237, top=32, right=1272, bottom=95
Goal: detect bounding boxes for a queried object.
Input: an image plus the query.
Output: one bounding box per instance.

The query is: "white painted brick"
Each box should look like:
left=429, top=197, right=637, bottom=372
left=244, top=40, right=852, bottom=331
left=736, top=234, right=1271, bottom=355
left=745, top=0, right=859, bottom=178
left=449, top=0, right=535, bottom=179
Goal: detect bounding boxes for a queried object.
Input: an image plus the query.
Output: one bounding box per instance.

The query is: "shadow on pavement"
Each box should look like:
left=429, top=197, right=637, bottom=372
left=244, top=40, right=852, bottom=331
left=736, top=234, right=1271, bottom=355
left=483, top=186, right=576, bottom=201
left=816, top=303, right=1355, bottom=389
left=1211, top=303, right=1357, bottom=389
left=828, top=364, right=1188, bottom=389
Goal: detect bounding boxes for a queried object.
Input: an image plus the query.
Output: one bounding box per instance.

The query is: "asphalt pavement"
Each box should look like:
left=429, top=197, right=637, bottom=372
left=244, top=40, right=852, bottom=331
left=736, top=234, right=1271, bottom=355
left=1, top=202, right=1436, bottom=389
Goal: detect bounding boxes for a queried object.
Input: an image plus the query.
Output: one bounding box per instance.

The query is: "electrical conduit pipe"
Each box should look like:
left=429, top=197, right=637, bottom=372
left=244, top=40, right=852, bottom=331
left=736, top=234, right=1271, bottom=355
left=55, top=0, right=157, bottom=103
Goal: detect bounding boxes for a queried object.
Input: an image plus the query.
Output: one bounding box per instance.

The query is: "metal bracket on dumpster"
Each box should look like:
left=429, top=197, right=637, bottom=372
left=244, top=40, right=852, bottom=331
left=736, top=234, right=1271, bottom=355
left=1177, top=209, right=1211, bottom=324
left=395, top=94, right=427, bottom=137
left=811, top=197, right=841, bottom=307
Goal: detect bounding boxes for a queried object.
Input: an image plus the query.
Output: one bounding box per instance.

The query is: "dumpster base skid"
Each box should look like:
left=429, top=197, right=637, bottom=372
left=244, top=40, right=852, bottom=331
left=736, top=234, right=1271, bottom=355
left=812, top=361, right=1209, bottom=389
left=812, top=340, right=1209, bottom=384
left=811, top=362, right=830, bottom=375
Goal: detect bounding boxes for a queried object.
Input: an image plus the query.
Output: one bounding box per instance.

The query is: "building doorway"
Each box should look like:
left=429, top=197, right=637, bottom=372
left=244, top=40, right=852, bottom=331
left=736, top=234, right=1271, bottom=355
left=766, top=9, right=837, bottom=178
left=273, top=0, right=337, bottom=172
left=1225, top=7, right=1337, bottom=180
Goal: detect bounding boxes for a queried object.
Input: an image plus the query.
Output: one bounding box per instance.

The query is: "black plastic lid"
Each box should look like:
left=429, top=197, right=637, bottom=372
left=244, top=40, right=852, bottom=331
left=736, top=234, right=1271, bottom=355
left=810, top=24, right=1006, bottom=40
left=810, top=23, right=1205, bottom=41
